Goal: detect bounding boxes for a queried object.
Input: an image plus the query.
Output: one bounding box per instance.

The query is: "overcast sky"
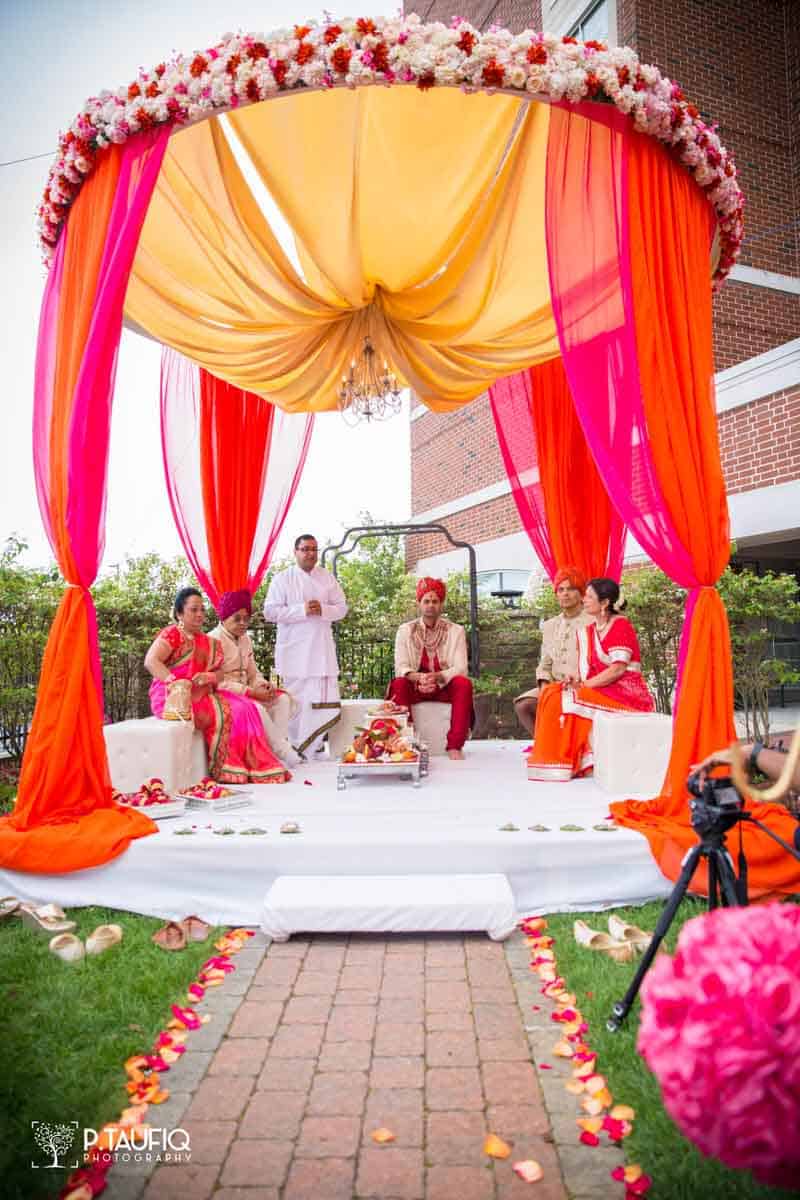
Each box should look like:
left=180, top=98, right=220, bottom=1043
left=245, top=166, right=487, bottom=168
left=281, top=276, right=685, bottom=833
left=1, top=1, right=410, bottom=571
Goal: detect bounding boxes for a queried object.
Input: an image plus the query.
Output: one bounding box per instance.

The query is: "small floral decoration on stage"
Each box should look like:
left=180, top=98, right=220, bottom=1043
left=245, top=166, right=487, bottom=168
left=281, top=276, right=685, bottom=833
left=58, top=927, right=253, bottom=1200
left=520, top=915, right=652, bottom=1198
left=40, top=13, right=743, bottom=283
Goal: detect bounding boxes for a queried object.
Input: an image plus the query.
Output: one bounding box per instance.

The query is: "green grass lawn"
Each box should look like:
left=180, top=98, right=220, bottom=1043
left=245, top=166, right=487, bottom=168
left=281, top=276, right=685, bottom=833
left=0, top=906, right=220, bottom=1200
left=543, top=899, right=796, bottom=1200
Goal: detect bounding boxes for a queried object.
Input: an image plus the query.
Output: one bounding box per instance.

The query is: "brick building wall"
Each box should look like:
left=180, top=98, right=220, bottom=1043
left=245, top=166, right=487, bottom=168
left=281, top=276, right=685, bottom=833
left=719, top=386, right=800, bottom=495
left=406, top=0, right=800, bottom=572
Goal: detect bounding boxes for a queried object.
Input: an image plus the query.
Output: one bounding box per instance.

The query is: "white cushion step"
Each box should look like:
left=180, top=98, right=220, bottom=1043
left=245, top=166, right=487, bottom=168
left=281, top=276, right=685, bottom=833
left=261, top=873, right=517, bottom=942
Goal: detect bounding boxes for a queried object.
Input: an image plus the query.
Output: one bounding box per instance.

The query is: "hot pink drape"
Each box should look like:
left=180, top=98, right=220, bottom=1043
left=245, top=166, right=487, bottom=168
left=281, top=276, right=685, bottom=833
left=0, top=127, right=170, bottom=873
left=489, top=359, right=625, bottom=581
left=160, top=348, right=313, bottom=608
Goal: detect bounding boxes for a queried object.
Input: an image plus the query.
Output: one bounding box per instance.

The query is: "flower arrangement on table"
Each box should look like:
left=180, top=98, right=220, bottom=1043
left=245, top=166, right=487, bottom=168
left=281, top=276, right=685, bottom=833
left=39, top=14, right=743, bottom=284
left=179, top=777, right=236, bottom=800
left=340, top=717, right=418, bottom=763
left=112, top=777, right=173, bottom=808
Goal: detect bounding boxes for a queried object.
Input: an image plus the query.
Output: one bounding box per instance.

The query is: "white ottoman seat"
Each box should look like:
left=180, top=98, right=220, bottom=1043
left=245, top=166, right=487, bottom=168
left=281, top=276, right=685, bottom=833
left=327, top=698, right=383, bottom=759
left=103, top=717, right=196, bottom=795
left=411, top=703, right=453, bottom=757
left=592, top=710, right=673, bottom=796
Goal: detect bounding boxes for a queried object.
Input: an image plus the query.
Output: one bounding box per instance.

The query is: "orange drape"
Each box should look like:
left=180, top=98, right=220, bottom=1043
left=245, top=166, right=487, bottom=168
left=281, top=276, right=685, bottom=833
left=0, top=147, right=156, bottom=874
left=611, top=132, right=800, bottom=895
left=531, top=357, right=622, bottom=579
left=199, top=371, right=274, bottom=594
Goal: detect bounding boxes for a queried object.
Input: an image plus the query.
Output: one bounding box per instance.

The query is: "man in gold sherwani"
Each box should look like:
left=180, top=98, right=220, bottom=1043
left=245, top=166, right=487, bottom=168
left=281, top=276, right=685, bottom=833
left=514, top=567, right=591, bottom=736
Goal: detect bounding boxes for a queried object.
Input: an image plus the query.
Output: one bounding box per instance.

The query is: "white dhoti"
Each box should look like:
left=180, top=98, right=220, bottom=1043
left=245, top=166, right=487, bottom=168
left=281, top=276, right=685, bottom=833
left=281, top=675, right=341, bottom=757
left=259, top=691, right=299, bottom=764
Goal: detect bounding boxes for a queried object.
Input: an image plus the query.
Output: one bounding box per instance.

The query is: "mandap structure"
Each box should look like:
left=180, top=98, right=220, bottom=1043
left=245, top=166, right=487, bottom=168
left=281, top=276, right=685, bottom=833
left=3, top=14, right=797, bottom=896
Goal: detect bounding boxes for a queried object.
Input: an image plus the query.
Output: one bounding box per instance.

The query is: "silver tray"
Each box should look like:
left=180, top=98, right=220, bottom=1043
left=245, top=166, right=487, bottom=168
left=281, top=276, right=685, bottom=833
left=337, top=758, right=422, bottom=790
left=118, top=798, right=187, bottom=820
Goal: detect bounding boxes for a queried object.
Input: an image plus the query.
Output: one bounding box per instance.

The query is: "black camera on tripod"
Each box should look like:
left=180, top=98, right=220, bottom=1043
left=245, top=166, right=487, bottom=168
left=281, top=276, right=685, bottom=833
left=686, top=769, right=745, bottom=838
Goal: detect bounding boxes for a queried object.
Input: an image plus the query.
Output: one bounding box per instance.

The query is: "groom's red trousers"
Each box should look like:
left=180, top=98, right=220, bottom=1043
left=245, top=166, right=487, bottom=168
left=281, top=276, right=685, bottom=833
left=386, top=675, right=473, bottom=750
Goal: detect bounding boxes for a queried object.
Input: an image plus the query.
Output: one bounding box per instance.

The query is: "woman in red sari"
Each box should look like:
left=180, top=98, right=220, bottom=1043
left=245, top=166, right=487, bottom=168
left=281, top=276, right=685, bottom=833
left=145, top=587, right=289, bottom=785
left=527, top=578, right=655, bottom=782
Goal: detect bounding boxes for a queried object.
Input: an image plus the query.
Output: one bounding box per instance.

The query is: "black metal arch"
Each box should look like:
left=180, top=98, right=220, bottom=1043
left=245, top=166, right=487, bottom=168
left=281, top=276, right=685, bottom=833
left=321, top=523, right=480, bottom=675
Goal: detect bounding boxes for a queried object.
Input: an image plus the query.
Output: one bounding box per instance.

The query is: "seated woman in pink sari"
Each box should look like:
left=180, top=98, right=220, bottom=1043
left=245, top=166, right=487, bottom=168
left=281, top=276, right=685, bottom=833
left=145, top=587, right=290, bottom=785
left=527, top=578, right=655, bottom=782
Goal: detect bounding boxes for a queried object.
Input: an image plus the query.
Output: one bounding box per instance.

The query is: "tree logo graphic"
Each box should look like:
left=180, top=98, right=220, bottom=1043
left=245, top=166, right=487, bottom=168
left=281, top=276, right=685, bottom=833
left=31, top=1121, right=79, bottom=1169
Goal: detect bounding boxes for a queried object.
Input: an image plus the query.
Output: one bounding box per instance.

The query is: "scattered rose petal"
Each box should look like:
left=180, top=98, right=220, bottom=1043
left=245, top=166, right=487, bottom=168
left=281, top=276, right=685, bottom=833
left=538, top=1063, right=552, bottom=1070
left=577, top=1117, right=604, bottom=1133
left=581, top=1097, right=605, bottom=1116
left=303, top=779, right=313, bottom=786
left=580, top=1130, right=600, bottom=1146
left=484, top=1134, right=512, bottom=1159
left=370, top=1127, right=396, bottom=1144
left=552, top=1040, right=574, bottom=1058
left=610, top=1104, right=635, bottom=1121
left=512, top=1159, right=544, bottom=1183
left=565, top=1080, right=585, bottom=1095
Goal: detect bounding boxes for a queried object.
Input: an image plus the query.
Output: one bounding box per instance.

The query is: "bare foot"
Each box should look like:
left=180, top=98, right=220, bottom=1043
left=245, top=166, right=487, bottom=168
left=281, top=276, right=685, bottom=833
left=447, top=749, right=465, bottom=760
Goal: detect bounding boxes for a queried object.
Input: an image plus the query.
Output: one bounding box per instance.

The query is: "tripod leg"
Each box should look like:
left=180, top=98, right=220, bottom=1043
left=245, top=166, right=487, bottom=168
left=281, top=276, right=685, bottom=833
left=707, top=853, right=719, bottom=910
left=712, top=848, right=746, bottom=909
left=607, top=844, right=706, bottom=1032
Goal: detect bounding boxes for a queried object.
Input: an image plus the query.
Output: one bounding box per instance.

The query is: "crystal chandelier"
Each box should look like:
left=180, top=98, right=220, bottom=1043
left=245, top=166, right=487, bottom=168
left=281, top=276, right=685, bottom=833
left=337, top=336, right=402, bottom=425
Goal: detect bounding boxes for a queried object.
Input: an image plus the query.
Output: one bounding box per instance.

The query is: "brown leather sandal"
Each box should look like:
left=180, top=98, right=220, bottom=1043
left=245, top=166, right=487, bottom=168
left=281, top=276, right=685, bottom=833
left=151, top=921, right=187, bottom=951
left=180, top=915, right=211, bottom=942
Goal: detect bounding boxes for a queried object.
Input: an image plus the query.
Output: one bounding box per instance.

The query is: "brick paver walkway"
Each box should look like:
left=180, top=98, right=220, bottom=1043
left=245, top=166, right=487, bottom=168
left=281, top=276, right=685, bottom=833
left=106, top=931, right=619, bottom=1200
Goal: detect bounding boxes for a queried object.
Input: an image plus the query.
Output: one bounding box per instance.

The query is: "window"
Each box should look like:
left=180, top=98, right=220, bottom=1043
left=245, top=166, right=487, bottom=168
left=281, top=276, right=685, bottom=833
left=568, top=0, right=611, bottom=41
left=476, top=569, right=531, bottom=597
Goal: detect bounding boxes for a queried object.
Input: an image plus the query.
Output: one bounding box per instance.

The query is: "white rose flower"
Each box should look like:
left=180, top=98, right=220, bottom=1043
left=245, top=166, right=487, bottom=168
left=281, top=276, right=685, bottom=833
left=507, top=65, right=526, bottom=88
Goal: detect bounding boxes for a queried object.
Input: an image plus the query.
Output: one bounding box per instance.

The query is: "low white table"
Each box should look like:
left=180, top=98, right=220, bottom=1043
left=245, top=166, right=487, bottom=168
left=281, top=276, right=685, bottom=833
left=593, top=710, right=673, bottom=795
left=262, top=873, right=517, bottom=941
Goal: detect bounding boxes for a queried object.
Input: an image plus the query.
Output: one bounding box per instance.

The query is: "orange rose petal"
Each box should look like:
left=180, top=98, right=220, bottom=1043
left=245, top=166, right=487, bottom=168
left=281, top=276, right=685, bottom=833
left=610, top=1105, right=635, bottom=1121
left=624, top=1165, right=644, bottom=1183
left=555, top=993, right=577, bottom=1008
left=552, top=1040, right=574, bottom=1058
left=593, top=1088, right=613, bottom=1108
left=119, top=1106, right=146, bottom=1127
left=577, top=1117, right=604, bottom=1133
left=565, top=1080, right=585, bottom=1095
left=512, top=1160, right=544, bottom=1183
left=62, top=1185, right=93, bottom=1200
left=484, top=1134, right=512, bottom=1159
left=370, top=1127, right=396, bottom=1144
left=583, top=1074, right=606, bottom=1094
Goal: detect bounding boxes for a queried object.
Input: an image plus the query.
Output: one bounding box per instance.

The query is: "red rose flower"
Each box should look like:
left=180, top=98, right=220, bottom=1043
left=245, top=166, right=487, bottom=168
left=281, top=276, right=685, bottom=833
left=617, top=66, right=630, bottom=86
left=584, top=39, right=606, bottom=51
left=127, top=82, right=141, bottom=100
left=272, top=59, right=288, bottom=86
left=247, top=41, right=269, bottom=61
left=245, top=78, right=260, bottom=102
left=155, top=62, right=166, bottom=77
left=527, top=43, right=547, bottom=65
left=146, top=81, right=160, bottom=98
left=357, top=17, right=377, bottom=36
left=296, top=42, right=314, bottom=65
left=372, top=42, right=390, bottom=73
left=458, top=30, right=476, bottom=55
left=135, top=107, right=154, bottom=129
left=416, top=71, right=436, bottom=90
left=189, top=54, right=208, bottom=77
left=331, top=46, right=352, bottom=74
left=324, top=24, right=343, bottom=45
left=294, top=24, right=311, bottom=40
left=686, top=102, right=700, bottom=118
left=562, top=35, right=578, bottom=44
left=585, top=72, right=601, bottom=97
left=226, top=53, right=242, bottom=75
left=482, top=58, right=505, bottom=88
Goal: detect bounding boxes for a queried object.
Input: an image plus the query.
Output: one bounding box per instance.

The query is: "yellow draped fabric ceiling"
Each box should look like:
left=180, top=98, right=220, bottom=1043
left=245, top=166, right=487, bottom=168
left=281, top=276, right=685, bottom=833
left=125, top=88, right=559, bottom=412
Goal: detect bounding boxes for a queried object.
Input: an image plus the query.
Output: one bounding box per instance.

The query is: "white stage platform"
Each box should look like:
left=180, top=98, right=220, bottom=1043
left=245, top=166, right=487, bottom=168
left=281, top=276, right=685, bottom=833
left=0, top=742, right=671, bottom=926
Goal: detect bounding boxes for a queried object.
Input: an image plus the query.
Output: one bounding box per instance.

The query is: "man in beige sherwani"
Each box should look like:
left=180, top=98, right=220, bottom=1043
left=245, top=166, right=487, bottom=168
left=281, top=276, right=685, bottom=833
left=514, top=566, right=591, bottom=736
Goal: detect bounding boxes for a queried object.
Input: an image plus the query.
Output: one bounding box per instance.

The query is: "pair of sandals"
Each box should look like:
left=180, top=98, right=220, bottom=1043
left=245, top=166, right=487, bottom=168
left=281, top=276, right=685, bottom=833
left=573, top=916, right=652, bottom=963
left=1, top=896, right=77, bottom=935
left=152, top=914, right=210, bottom=951
left=50, top=924, right=123, bottom=963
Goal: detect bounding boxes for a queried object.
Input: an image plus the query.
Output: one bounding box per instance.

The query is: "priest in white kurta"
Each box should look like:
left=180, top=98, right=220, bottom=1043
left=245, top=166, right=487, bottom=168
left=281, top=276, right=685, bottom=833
left=263, top=535, right=348, bottom=756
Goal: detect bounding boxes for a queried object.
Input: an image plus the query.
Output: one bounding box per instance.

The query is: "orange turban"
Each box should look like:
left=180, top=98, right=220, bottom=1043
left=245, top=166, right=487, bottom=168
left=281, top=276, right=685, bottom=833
left=553, top=566, right=587, bottom=594
left=416, top=577, right=446, bottom=603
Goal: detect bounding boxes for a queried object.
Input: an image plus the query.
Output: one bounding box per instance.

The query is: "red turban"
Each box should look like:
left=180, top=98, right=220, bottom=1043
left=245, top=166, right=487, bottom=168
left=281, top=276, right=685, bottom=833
left=416, top=577, right=446, bottom=603
left=553, top=566, right=587, bottom=594
left=218, top=589, right=252, bottom=620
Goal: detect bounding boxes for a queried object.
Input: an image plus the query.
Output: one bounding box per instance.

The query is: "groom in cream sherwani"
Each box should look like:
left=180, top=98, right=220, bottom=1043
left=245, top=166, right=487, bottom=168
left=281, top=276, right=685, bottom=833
left=263, top=534, right=348, bottom=758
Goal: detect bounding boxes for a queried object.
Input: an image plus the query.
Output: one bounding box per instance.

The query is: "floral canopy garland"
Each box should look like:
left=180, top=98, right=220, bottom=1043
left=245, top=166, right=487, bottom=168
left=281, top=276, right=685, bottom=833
left=40, top=13, right=743, bottom=283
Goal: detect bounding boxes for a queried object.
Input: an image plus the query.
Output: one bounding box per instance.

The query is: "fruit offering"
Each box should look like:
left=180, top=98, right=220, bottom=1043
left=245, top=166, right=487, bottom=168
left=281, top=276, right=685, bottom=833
left=180, top=777, right=235, bottom=800
left=341, top=719, right=418, bottom=764
left=113, top=777, right=173, bottom=807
